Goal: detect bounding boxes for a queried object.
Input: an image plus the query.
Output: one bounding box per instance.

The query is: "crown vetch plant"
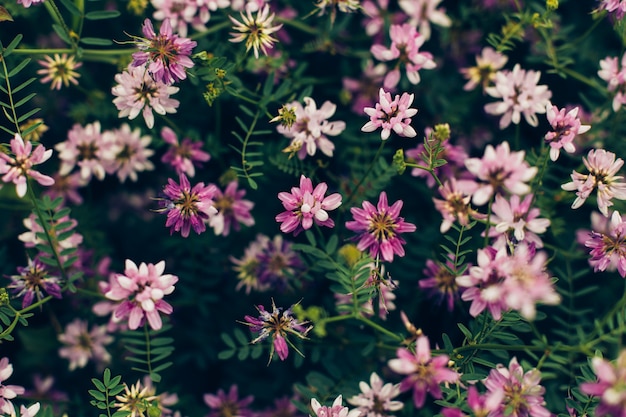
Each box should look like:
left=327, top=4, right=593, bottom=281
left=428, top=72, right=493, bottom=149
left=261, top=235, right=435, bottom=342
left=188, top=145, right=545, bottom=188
left=5, top=1, right=626, bottom=417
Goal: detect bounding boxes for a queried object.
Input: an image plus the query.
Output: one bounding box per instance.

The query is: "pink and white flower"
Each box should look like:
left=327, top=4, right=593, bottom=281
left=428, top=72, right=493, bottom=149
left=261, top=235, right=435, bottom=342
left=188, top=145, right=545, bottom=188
left=581, top=350, right=626, bottom=417
left=58, top=319, right=113, bottom=371
left=311, top=395, right=360, bottom=417
left=105, top=259, right=178, bottom=331
left=460, top=47, right=508, bottom=92
left=585, top=210, right=626, bottom=278
left=160, top=127, right=210, bottom=178
left=561, top=148, right=626, bottom=216
left=361, top=88, right=418, bottom=140
left=55, top=122, right=115, bottom=181
left=209, top=181, right=255, bottom=236
left=398, top=0, right=451, bottom=40
left=104, top=124, right=155, bottom=183
left=0, top=357, right=25, bottom=415
left=488, top=194, right=551, bottom=248
left=0, top=134, right=54, bottom=197
left=276, top=175, right=342, bottom=235
left=347, top=372, right=403, bottom=417
left=544, top=104, right=591, bottom=161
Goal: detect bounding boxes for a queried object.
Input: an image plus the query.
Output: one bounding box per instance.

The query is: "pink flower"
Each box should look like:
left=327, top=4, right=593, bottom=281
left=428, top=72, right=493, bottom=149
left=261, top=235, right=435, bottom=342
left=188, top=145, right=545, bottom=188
left=462, top=141, right=537, bottom=206
left=105, top=124, right=155, bottom=183
left=311, top=395, right=360, bottom=417
left=544, top=104, right=591, bottom=161
left=460, top=47, right=508, bottom=91
left=204, top=385, right=254, bottom=417
left=598, top=54, right=626, bottom=111
left=37, top=53, right=82, bottom=90
left=387, top=335, right=460, bottom=408
left=488, top=194, right=551, bottom=249
left=599, top=0, right=626, bottom=19
left=58, top=319, right=112, bottom=371
left=160, top=127, right=210, bottom=178
left=398, top=0, right=451, bottom=40
left=432, top=178, right=482, bottom=233
left=0, top=357, right=25, bottom=415
left=483, top=357, right=551, bottom=417
left=131, top=18, right=196, bottom=85
left=0, top=133, right=54, bottom=197
left=581, top=350, right=626, bottom=417
left=361, top=88, right=418, bottom=140
left=419, top=255, right=467, bottom=312
left=484, top=64, right=552, bottom=129
left=347, top=372, right=403, bottom=417
left=229, top=4, right=283, bottom=59
left=277, top=97, right=345, bottom=159
left=17, top=0, right=44, bottom=7
left=561, top=148, right=626, bottom=216
left=342, top=60, right=390, bottom=114
left=345, top=191, right=416, bottom=262
left=209, top=181, right=255, bottom=236
left=276, top=175, right=342, bottom=235
left=371, top=23, right=436, bottom=89
left=105, top=259, right=179, bottom=330
left=243, top=300, right=311, bottom=361
left=7, top=258, right=62, bottom=309
left=55, top=122, right=115, bottom=181
left=585, top=211, right=626, bottom=277
left=43, top=172, right=87, bottom=205
left=112, top=65, right=180, bottom=129
left=18, top=212, right=83, bottom=263
left=158, top=173, right=218, bottom=237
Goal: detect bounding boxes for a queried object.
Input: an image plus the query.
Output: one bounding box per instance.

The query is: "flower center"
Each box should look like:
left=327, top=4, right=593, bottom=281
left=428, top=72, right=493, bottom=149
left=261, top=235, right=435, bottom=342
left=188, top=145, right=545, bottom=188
left=368, top=212, right=397, bottom=241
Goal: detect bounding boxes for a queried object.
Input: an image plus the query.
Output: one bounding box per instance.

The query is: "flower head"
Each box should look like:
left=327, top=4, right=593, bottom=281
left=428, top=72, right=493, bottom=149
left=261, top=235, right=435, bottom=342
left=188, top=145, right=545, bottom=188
left=433, top=178, right=482, bottom=233
left=0, top=133, right=54, bottom=197
left=7, top=258, right=62, bottom=309
left=276, top=175, right=342, bottom=235
left=581, top=350, right=626, bottom=417
left=204, top=385, right=254, bottom=417
left=229, top=4, right=282, bottom=59
left=419, top=256, right=467, bottom=312
left=114, top=380, right=159, bottom=417
left=58, top=319, right=112, bottom=371
left=347, top=373, right=403, bottom=417
left=544, top=104, right=591, bottom=161
left=131, top=18, right=197, bottom=85
left=277, top=97, right=345, bottom=160
left=158, top=173, right=218, bottom=237
left=37, top=54, right=82, bottom=90
left=104, top=259, right=178, bottom=330
left=387, top=335, right=460, bottom=408
left=484, top=64, right=552, bottom=129
left=243, top=299, right=312, bottom=361
left=460, top=47, right=508, bottom=91
left=311, top=395, right=360, bottom=417
left=561, top=148, right=626, bottom=216
left=160, top=127, right=210, bottom=177
left=398, top=0, right=451, bottom=40
left=346, top=192, right=416, bottom=262
left=488, top=194, right=551, bottom=249
left=105, top=124, right=155, bottom=183
left=0, top=357, right=25, bottom=415
left=112, top=65, right=180, bottom=129
left=209, top=181, right=255, bottom=236
left=585, top=210, right=626, bottom=277
left=55, top=122, right=115, bottom=181
left=361, top=88, right=418, bottom=140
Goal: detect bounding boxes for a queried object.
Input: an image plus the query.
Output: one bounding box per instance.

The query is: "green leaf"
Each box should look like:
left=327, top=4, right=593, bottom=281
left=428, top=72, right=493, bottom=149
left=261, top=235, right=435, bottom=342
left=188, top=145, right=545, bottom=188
left=17, top=107, right=40, bottom=123
left=457, top=323, right=473, bottom=341
left=246, top=177, right=257, bottom=189
left=80, top=37, right=113, bottom=46
left=91, top=378, right=106, bottom=392
left=109, top=385, right=126, bottom=396
left=108, top=375, right=122, bottom=389
left=3, top=34, right=23, bottom=57
left=237, top=346, right=250, bottom=360
left=13, top=92, right=36, bottom=108
left=217, top=349, right=236, bottom=360
left=59, top=0, right=81, bottom=15
left=88, top=390, right=106, bottom=401
left=12, top=77, right=36, bottom=94
left=326, top=234, right=338, bottom=254
left=102, top=368, right=111, bottom=386
left=233, top=328, right=248, bottom=345
left=85, top=10, right=121, bottom=19
left=149, top=373, right=161, bottom=383
left=151, top=361, right=173, bottom=373
left=52, top=24, right=71, bottom=44
left=305, top=230, right=316, bottom=247
left=220, top=333, right=236, bottom=348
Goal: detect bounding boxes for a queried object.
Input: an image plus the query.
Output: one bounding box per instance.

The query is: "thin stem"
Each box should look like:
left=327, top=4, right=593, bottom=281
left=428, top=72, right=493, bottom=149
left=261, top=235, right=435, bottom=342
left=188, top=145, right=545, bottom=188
left=0, top=53, right=22, bottom=134
left=275, top=17, right=319, bottom=35
left=144, top=323, right=153, bottom=376
left=189, top=20, right=232, bottom=40
left=357, top=316, right=404, bottom=342
left=43, top=0, right=79, bottom=52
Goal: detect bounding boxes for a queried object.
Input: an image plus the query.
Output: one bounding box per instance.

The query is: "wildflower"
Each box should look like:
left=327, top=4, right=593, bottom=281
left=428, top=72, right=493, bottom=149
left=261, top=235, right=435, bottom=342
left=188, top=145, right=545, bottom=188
left=488, top=194, right=551, bottom=249
left=131, top=18, right=196, bottom=85
left=585, top=210, right=626, bottom=277
left=581, top=350, right=626, bottom=417
left=18, top=213, right=83, bottom=263
left=361, top=88, right=418, bottom=140
left=229, top=4, right=283, bottom=59
left=561, top=148, right=626, bottom=216
left=347, top=372, right=404, bottom=417
left=456, top=246, right=509, bottom=320
left=204, top=385, right=254, bottom=417
left=112, top=65, right=181, bottom=129
left=362, top=0, right=397, bottom=38
left=105, top=124, right=155, bottom=183
left=269, top=105, right=297, bottom=129
left=460, top=47, right=508, bottom=91
left=483, top=357, right=550, bottom=417
left=55, top=122, right=115, bottom=181
left=599, top=0, right=626, bottom=19
left=58, top=319, right=113, bottom=371
left=544, top=104, right=591, bottom=161
left=160, top=127, right=210, bottom=177
left=17, top=0, right=45, bottom=7
left=209, top=181, right=255, bottom=236
left=104, top=259, right=179, bottom=330
left=243, top=300, right=312, bottom=361
left=276, top=175, right=342, bottom=235
left=399, top=0, right=452, bottom=40
left=19, top=118, right=49, bottom=142
left=484, top=64, right=552, bottom=129
left=0, top=133, right=54, bottom=198
left=7, top=258, right=62, bottom=309
left=335, top=263, right=398, bottom=319
left=370, top=23, right=436, bottom=89
left=114, top=380, right=159, bottom=417
left=598, top=54, right=626, bottom=112
left=231, top=234, right=271, bottom=293
left=346, top=192, right=416, bottom=263
left=419, top=256, right=467, bottom=311
left=36, top=54, right=82, bottom=90
left=432, top=178, right=481, bottom=233
left=342, top=60, right=390, bottom=114
left=311, top=396, right=361, bottom=417
left=0, top=357, right=25, bottom=415
left=43, top=172, right=86, bottom=205
left=463, top=141, right=537, bottom=206
left=158, top=173, right=218, bottom=237
left=387, top=335, right=460, bottom=408
left=276, top=97, right=345, bottom=160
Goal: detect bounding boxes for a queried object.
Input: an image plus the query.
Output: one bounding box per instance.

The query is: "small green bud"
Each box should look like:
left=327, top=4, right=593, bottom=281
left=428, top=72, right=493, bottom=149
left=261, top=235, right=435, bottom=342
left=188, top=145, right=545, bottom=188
left=546, top=0, right=558, bottom=11
left=147, top=402, right=162, bottom=417
left=270, top=105, right=297, bottom=129
left=432, top=123, right=451, bottom=142
left=392, top=149, right=407, bottom=175
left=0, top=288, right=8, bottom=306
left=215, top=68, right=227, bottom=79
left=203, top=82, right=223, bottom=106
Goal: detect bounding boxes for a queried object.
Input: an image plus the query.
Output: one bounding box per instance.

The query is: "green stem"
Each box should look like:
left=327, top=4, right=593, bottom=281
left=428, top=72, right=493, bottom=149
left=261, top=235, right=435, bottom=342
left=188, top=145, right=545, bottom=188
left=0, top=54, right=22, bottom=134
left=357, top=315, right=404, bottom=342
left=275, top=17, right=319, bottom=35
left=44, top=0, right=79, bottom=52
left=189, top=20, right=232, bottom=40
left=560, top=67, right=606, bottom=92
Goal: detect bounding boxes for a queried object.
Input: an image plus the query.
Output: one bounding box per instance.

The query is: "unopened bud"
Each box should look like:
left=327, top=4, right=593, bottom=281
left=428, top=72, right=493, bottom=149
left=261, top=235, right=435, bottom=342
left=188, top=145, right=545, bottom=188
left=392, top=149, right=407, bottom=175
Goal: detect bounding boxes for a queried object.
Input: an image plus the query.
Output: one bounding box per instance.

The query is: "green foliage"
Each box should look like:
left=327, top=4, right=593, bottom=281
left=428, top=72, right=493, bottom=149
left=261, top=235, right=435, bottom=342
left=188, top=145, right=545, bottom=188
left=120, top=324, right=175, bottom=383
left=89, top=368, right=130, bottom=417
left=217, top=327, right=264, bottom=362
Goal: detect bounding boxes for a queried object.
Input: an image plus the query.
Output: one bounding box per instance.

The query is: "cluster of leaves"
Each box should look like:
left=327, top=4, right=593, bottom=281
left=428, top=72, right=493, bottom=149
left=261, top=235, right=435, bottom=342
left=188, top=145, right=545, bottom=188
left=121, top=324, right=175, bottom=383
left=89, top=368, right=130, bottom=417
